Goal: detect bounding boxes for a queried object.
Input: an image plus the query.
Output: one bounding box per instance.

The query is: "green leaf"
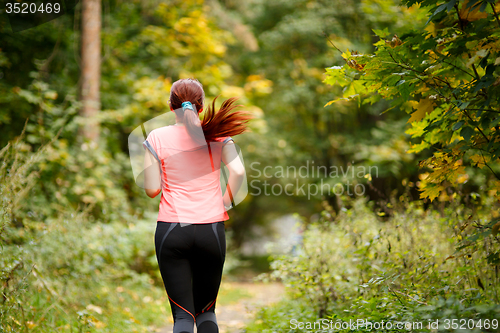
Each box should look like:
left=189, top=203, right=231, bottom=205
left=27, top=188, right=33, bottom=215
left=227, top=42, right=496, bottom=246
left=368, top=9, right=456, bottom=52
left=491, top=117, right=500, bottom=128
left=458, top=101, right=470, bottom=110
left=446, top=0, right=457, bottom=12
left=460, top=126, right=474, bottom=141
left=452, top=121, right=464, bottom=131
left=397, top=81, right=411, bottom=101
left=426, top=4, right=447, bottom=25
left=493, top=146, right=500, bottom=160
left=373, top=28, right=390, bottom=38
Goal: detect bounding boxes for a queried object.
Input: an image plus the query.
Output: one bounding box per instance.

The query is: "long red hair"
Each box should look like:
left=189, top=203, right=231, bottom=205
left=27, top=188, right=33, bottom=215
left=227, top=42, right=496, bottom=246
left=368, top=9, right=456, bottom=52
left=169, top=79, right=252, bottom=142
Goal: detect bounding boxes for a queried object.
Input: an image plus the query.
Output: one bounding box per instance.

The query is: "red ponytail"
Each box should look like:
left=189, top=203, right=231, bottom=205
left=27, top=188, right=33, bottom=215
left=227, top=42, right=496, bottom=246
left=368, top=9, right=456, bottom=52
left=170, top=79, right=252, bottom=143
left=201, top=96, right=252, bottom=141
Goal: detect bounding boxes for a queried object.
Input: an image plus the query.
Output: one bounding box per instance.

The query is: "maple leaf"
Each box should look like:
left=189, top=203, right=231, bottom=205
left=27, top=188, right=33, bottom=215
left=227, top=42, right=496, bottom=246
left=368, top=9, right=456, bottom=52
left=470, top=154, right=490, bottom=169
left=406, top=119, right=428, bottom=138
left=459, top=0, right=489, bottom=22
left=419, top=183, right=443, bottom=202
left=407, top=98, right=435, bottom=123
left=407, top=141, right=430, bottom=153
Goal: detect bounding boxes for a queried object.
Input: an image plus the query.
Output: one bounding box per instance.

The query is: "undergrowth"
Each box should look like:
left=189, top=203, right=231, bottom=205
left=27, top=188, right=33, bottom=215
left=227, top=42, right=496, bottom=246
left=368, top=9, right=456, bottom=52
left=249, top=196, right=500, bottom=332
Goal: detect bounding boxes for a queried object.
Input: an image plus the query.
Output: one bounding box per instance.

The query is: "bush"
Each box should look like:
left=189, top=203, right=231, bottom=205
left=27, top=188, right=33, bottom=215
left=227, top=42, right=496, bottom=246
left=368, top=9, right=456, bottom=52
left=0, top=135, right=169, bottom=332
left=250, top=197, right=500, bottom=332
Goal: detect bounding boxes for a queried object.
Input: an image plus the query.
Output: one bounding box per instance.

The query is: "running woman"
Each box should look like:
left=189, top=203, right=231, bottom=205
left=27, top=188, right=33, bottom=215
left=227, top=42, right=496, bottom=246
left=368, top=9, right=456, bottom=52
left=142, top=78, right=251, bottom=333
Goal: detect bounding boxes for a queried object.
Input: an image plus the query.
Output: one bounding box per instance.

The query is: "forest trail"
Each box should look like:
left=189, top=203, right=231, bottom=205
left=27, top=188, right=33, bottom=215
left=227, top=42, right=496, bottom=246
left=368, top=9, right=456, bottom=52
left=158, top=281, right=284, bottom=333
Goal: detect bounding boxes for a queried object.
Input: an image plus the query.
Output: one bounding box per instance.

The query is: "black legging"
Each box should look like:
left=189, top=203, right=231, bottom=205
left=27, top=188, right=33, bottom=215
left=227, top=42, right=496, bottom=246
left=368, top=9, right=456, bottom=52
left=155, top=221, right=226, bottom=333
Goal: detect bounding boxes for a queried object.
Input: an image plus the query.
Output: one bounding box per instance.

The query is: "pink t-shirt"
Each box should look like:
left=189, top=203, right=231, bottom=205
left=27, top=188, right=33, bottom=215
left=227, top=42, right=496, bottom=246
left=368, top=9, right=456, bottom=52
left=145, top=125, right=230, bottom=223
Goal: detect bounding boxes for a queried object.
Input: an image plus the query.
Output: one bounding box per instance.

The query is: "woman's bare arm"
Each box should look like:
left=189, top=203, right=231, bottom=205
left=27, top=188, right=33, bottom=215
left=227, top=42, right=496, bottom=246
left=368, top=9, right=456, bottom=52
left=221, top=141, right=245, bottom=207
left=144, top=149, right=161, bottom=198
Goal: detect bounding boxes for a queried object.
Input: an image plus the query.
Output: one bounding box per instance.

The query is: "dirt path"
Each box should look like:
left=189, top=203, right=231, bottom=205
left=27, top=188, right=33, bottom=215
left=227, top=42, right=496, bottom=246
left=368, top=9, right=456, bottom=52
left=158, top=281, right=284, bottom=333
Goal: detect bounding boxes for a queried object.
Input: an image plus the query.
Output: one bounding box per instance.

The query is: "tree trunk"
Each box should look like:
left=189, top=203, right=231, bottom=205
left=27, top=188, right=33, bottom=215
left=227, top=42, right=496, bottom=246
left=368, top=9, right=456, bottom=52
left=79, top=0, right=101, bottom=142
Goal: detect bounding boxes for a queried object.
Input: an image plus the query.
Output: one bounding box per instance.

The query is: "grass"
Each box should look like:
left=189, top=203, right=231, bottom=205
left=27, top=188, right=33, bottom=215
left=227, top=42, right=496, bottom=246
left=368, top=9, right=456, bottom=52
left=217, top=280, right=253, bottom=306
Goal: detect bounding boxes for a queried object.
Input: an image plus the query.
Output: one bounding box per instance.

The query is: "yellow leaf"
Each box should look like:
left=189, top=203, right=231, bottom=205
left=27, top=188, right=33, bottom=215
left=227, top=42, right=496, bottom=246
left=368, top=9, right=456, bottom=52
left=406, top=120, right=428, bottom=137
left=405, top=100, right=419, bottom=110
left=425, top=22, right=437, bottom=38
left=419, top=184, right=443, bottom=202
left=459, top=0, right=488, bottom=22
left=341, top=49, right=351, bottom=59
left=419, top=172, right=429, bottom=180
left=492, top=222, right=500, bottom=236
left=407, top=98, right=435, bottom=123
left=407, top=141, right=430, bottom=153
left=470, top=154, right=490, bottom=169
left=324, top=99, right=336, bottom=107
left=457, top=174, right=469, bottom=183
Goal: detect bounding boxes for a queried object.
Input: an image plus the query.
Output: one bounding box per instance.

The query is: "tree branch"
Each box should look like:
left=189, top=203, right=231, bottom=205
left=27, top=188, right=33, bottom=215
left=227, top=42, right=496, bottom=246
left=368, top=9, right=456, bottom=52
left=323, top=31, right=344, bottom=55
left=491, top=3, right=500, bottom=30
left=454, top=3, right=480, bottom=80
left=480, top=150, right=500, bottom=181
left=429, top=52, right=476, bottom=80
left=461, top=109, right=490, bottom=144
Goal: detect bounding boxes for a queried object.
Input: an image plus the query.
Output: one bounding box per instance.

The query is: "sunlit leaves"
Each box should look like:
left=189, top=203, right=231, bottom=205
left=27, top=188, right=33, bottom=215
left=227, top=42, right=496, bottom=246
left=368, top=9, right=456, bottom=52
left=458, top=0, right=489, bottom=23
left=419, top=182, right=444, bottom=201
left=418, top=152, right=467, bottom=201
left=470, top=154, right=490, bottom=168
left=324, top=0, right=500, bottom=201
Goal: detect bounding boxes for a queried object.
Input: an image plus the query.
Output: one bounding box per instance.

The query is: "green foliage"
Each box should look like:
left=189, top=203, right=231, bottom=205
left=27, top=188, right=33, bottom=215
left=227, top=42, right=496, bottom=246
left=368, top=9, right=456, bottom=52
left=250, top=197, right=500, bottom=332
left=324, top=0, right=500, bottom=202
left=0, top=134, right=169, bottom=331
left=0, top=128, right=44, bottom=231
left=11, top=78, right=139, bottom=223
left=1, top=216, right=169, bottom=332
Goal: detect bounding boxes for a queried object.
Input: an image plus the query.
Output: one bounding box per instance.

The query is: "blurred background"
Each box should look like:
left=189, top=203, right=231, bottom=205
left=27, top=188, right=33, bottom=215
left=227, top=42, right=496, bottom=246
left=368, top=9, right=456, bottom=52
left=1, top=0, right=499, bottom=332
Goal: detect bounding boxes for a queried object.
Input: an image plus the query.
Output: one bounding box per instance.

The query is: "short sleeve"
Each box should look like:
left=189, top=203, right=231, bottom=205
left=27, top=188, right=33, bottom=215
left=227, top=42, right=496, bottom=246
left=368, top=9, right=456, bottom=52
left=143, top=130, right=161, bottom=163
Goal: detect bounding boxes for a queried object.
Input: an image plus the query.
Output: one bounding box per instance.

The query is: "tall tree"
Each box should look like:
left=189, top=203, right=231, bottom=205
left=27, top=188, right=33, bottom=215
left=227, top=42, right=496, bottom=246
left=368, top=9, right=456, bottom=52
left=80, top=0, right=101, bottom=141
